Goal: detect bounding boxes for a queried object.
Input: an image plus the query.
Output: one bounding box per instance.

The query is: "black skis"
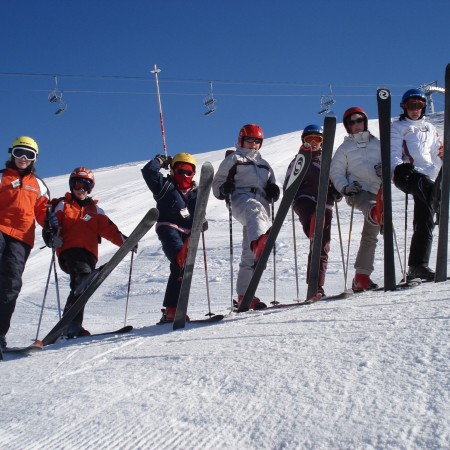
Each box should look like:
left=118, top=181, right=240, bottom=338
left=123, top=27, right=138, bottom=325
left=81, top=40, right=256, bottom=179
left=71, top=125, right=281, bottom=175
left=435, top=63, right=450, bottom=282
left=173, top=162, right=214, bottom=330
left=237, top=148, right=313, bottom=312
left=41, top=208, right=159, bottom=346
left=377, top=88, right=397, bottom=291
left=306, top=116, right=336, bottom=300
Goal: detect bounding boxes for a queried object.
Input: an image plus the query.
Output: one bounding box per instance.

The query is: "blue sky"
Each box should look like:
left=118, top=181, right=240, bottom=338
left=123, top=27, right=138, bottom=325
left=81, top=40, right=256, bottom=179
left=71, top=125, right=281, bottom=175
left=1, top=0, right=449, bottom=179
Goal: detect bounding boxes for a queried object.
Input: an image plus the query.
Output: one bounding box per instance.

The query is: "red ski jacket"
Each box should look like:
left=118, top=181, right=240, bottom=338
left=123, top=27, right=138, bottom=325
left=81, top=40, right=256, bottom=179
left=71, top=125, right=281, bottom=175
left=53, top=193, right=125, bottom=260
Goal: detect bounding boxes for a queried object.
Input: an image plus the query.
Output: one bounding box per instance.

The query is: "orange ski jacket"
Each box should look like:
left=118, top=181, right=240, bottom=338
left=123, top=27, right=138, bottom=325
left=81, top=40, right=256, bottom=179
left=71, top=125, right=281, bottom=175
left=0, top=167, right=49, bottom=247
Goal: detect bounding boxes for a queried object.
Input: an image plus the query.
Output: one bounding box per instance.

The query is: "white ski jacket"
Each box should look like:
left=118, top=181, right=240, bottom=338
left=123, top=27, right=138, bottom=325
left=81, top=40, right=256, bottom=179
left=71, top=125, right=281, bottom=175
left=391, top=116, right=442, bottom=181
left=330, top=131, right=381, bottom=195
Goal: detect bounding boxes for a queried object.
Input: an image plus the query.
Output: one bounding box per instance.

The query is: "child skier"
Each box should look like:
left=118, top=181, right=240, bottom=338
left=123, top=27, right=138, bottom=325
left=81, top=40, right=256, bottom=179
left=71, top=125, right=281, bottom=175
left=391, top=89, right=443, bottom=281
left=0, top=136, right=49, bottom=349
left=142, top=152, right=203, bottom=322
left=284, top=124, right=341, bottom=299
left=44, top=167, right=127, bottom=338
left=212, top=124, right=279, bottom=310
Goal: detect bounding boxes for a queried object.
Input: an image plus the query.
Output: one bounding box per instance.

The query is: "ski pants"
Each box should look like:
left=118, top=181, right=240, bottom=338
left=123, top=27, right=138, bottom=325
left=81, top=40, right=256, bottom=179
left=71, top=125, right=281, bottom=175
left=393, top=169, right=436, bottom=267
left=294, top=198, right=332, bottom=289
left=346, top=190, right=380, bottom=275
left=157, top=226, right=187, bottom=308
left=59, top=248, right=96, bottom=325
left=0, top=232, right=32, bottom=336
left=232, top=193, right=271, bottom=296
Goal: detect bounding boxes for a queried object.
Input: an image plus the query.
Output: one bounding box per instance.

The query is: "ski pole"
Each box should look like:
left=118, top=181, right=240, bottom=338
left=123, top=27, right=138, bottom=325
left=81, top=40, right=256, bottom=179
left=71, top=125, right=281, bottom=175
left=227, top=196, right=234, bottom=312
left=291, top=206, right=300, bottom=300
left=52, top=248, right=62, bottom=319
left=392, top=224, right=404, bottom=277
left=403, top=193, right=408, bottom=281
left=201, top=230, right=214, bottom=317
left=123, top=251, right=135, bottom=327
left=150, top=64, right=167, bottom=157
left=345, top=199, right=355, bottom=283
left=335, top=201, right=348, bottom=290
left=53, top=228, right=62, bottom=319
left=35, top=252, right=55, bottom=340
left=271, top=199, right=278, bottom=305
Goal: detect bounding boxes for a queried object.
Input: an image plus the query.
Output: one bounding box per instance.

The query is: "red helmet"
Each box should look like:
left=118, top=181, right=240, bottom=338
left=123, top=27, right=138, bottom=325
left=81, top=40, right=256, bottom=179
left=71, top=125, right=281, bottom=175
left=342, top=107, right=368, bottom=133
left=69, top=167, right=95, bottom=193
left=238, top=124, right=264, bottom=147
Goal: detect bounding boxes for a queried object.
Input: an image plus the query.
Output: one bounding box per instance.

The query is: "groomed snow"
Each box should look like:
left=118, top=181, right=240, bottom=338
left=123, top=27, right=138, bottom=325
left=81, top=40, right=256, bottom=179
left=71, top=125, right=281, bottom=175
left=1, top=115, right=449, bottom=450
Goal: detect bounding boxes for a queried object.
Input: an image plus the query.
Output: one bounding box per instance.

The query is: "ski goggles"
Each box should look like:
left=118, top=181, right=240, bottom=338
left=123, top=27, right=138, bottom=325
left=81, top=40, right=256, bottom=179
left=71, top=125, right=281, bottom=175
left=11, top=147, right=37, bottom=161
left=243, top=137, right=263, bottom=144
left=347, top=117, right=365, bottom=126
left=174, top=168, right=194, bottom=177
left=404, top=100, right=426, bottom=110
left=71, top=179, right=93, bottom=192
left=303, top=134, right=323, bottom=145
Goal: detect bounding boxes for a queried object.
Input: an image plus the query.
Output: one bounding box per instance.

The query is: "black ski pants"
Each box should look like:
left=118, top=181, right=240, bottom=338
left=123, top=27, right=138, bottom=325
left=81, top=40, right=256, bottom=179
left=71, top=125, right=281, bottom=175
left=0, top=233, right=32, bottom=336
left=157, top=225, right=187, bottom=308
left=59, top=248, right=96, bottom=324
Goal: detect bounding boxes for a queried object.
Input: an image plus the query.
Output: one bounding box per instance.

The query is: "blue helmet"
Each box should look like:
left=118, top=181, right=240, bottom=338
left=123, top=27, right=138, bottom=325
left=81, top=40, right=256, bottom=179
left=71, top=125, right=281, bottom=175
left=401, top=88, right=426, bottom=105
left=401, top=89, right=427, bottom=119
left=301, top=124, right=323, bottom=141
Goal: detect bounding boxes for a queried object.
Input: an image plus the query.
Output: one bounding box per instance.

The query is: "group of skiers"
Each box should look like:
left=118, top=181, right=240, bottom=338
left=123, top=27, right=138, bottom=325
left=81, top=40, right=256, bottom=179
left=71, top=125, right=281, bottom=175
left=0, top=88, right=443, bottom=349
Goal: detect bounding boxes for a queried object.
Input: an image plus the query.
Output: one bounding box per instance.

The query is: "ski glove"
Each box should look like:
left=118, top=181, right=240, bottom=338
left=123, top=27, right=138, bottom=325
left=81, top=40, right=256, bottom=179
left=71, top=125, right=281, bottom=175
left=49, top=213, right=59, bottom=230
left=202, top=219, right=208, bottom=232
left=155, top=154, right=171, bottom=169
left=374, top=163, right=382, bottom=178
left=265, top=182, right=280, bottom=202
left=219, top=180, right=235, bottom=197
left=51, top=235, right=63, bottom=249
left=343, top=181, right=362, bottom=196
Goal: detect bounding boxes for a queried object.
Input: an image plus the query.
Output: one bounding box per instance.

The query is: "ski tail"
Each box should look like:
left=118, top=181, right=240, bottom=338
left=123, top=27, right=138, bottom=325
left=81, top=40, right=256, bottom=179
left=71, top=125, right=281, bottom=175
left=173, top=162, right=214, bottom=330
left=377, top=88, right=396, bottom=291
left=306, top=115, right=336, bottom=300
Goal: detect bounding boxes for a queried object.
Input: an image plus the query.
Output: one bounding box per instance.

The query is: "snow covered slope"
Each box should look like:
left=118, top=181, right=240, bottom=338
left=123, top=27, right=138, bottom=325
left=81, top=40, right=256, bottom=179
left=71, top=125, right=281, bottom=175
left=1, top=114, right=448, bottom=449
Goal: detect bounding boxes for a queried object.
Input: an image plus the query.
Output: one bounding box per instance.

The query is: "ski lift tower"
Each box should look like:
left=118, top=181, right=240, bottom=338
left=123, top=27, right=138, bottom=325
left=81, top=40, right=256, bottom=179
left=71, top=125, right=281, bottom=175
left=419, top=81, right=445, bottom=114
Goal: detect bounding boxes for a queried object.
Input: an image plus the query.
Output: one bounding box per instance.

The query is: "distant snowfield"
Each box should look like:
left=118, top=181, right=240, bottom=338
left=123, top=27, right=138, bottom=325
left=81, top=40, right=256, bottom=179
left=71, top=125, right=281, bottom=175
left=1, top=114, right=449, bottom=450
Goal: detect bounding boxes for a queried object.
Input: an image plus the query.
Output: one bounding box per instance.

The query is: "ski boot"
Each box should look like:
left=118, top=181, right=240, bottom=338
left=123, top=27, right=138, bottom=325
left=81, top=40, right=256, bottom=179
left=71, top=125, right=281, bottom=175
left=352, top=273, right=379, bottom=292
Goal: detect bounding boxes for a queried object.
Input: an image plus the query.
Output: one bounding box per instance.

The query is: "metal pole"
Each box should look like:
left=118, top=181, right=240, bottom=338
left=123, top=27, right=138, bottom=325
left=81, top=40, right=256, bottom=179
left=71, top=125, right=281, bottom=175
left=35, top=253, right=55, bottom=340
left=150, top=64, right=168, bottom=157
left=228, top=198, right=234, bottom=312
left=123, top=251, right=135, bottom=327
left=201, top=231, right=214, bottom=317
left=335, top=201, right=348, bottom=290
left=291, top=207, right=300, bottom=300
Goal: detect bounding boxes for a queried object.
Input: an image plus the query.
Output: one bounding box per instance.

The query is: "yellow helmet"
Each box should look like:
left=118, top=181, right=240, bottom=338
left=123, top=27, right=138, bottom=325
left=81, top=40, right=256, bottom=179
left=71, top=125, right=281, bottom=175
left=171, top=153, right=196, bottom=171
left=9, top=136, right=39, bottom=156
